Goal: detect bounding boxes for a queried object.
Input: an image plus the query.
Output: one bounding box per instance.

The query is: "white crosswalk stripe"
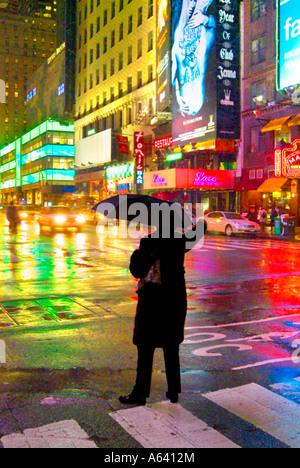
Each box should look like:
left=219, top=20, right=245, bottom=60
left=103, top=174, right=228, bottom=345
left=193, top=237, right=300, bottom=252
left=110, top=382, right=300, bottom=448
left=204, top=383, right=300, bottom=448
left=110, top=401, right=239, bottom=448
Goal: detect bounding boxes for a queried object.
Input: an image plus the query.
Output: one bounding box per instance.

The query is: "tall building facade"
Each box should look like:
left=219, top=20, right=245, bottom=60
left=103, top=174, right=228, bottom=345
left=238, top=0, right=300, bottom=222
left=74, top=0, right=156, bottom=200
left=0, top=3, right=58, bottom=147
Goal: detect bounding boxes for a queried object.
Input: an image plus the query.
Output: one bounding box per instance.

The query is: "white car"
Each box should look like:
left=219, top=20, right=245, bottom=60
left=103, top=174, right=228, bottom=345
left=205, top=211, right=261, bottom=237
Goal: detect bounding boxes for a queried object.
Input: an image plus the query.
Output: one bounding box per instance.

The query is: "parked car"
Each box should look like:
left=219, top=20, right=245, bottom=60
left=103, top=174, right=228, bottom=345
left=37, top=206, right=86, bottom=231
left=204, top=211, right=261, bottom=237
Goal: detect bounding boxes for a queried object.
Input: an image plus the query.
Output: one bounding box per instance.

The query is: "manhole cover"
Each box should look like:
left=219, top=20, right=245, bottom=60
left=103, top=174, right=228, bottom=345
left=0, top=297, right=100, bottom=326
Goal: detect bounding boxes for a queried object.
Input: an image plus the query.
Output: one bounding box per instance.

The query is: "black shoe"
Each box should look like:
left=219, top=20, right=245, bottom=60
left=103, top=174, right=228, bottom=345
left=119, top=393, right=146, bottom=406
left=166, top=392, right=179, bottom=403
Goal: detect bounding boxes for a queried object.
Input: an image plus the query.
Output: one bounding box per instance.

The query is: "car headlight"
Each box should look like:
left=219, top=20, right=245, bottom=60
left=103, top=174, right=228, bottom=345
left=76, top=215, right=86, bottom=224
left=54, top=215, right=67, bottom=224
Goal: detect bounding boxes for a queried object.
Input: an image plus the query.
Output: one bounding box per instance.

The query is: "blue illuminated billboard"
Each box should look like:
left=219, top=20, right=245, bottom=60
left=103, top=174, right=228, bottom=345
left=277, top=0, right=300, bottom=90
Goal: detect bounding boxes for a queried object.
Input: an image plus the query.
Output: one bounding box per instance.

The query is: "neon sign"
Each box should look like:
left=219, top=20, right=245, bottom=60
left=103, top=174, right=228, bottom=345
left=134, top=131, right=145, bottom=186
left=193, top=172, right=221, bottom=187
left=275, top=139, right=300, bottom=177
left=154, top=137, right=173, bottom=149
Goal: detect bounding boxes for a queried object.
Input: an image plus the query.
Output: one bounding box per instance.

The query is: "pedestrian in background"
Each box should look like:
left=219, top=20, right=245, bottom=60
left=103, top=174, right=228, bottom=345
left=119, top=218, right=205, bottom=406
left=6, top=201, right=20, bottom=235
left=270, top=206, right=278, bottom=233
left=257, top=207, right=268, bottom=232
left=247, top=206, right=257, bottom=223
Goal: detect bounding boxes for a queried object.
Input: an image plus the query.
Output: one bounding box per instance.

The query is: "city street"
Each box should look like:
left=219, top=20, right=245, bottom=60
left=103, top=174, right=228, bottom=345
left=0, top=216, right=300, bottom=449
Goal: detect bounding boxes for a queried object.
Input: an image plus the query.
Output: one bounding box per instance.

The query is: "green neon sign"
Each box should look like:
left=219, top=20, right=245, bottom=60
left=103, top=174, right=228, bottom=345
left=166, top=152, right=183, bottom=162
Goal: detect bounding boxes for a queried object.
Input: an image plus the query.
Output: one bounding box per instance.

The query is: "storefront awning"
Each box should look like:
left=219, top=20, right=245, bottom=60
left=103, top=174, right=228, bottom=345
left=288, top=114, right=300, bottom=127
left=261, top=116, right=291, bottom=133
left=257, top=177, right=289, bottom=192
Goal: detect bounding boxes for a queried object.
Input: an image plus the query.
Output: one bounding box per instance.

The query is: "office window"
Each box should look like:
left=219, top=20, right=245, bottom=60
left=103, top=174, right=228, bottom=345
left=148, top=0, right=153, bottom=18
left=119, top=52, right=123, bottom=70
left=251, top=0, right=267, bottom=21
left=127, top=76, right=132, bottom=93
left=128, top=45, right=133, bottom=64
left=137, top=70, right=142, bottom=88
left=111, top=30, right=115, bottom=48
left=103, top=36, right=108, bottom=53
left=148, top=30, right=153, bottom=52
left=104, top=9, right=108, bottom=25
left=251, top=80, right=266, bottom=108
left=119, top=22, right=124, bottom=41
left=111, top=58, right=115, bottom=76
left=128, top=15, right=133, bottom=34
left=103, top=63, right=107, bottom=80
left=148, top=64, right=153, bottom=83
left=137, top=6, right=143, bottom=26
left=137, top=38, right=142, bottom=58
left=251, top=36, right=266, bottom=64
left=111, top=1, right=115, bottom=18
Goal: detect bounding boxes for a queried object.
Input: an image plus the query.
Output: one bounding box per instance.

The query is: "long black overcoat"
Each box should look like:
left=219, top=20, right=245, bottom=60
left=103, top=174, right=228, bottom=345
left=130, top=236, right=188, bottom=348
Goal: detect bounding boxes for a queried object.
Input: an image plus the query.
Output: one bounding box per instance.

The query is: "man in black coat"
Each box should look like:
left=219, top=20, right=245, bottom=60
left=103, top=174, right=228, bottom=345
left=119, top=219, right=205, bottom=406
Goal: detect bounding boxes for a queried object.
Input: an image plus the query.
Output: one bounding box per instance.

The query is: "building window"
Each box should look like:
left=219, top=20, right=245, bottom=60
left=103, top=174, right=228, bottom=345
left=128, top=45, right=133, bottom=64
left=137, top=6, right=143, bottom=26
left=148, top=0, right=153, bottom=18
left=251, top=80, right=266, bottom=108
left=127, top=76, right=132, bottom=93
left=128, top=15, right=133, bottom=34
left=137, top=70, right=142, bottom=88
left=251, top=36, right=266, bottom=64
left=137, top=38, right=142, bottom=58
left=251, top=0, right=267, bottom=22
left=148, top=30, right=153, bottom=52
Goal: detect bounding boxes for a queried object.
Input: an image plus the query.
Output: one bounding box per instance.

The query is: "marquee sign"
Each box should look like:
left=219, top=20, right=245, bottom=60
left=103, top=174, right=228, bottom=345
left=275, top=139, right=300, bottom=177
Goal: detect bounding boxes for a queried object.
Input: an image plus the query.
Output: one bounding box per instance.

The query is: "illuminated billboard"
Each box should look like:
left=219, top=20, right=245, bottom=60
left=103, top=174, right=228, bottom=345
left=171, top=0, right=240, bottom=146
left=277, top=0, right=300, bottom=90
left=157, top=0, right=172, bottom=112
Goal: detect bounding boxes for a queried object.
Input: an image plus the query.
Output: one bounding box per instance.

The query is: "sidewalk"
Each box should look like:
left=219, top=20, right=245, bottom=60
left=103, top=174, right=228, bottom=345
left=258, top=227, right=300, bottom=242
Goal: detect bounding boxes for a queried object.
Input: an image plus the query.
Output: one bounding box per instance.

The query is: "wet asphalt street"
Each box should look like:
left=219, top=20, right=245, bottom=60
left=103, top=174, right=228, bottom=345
left=0, top=215, right=300, bottom=449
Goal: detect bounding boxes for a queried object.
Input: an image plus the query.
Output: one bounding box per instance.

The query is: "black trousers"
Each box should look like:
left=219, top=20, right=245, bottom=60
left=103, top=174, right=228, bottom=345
left=133, top=344, right=181, bottom=398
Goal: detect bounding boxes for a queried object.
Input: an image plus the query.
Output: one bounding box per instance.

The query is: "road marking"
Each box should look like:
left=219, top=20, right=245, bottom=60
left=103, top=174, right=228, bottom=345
left=110, top=401, right=239, bottom=448
left=0, top=420, right=97, bottom=449
left=204, top=383, right=300, bottom=448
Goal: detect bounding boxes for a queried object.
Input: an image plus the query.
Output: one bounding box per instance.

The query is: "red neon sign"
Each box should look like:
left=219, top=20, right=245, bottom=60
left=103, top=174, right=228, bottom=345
left=154, top=136, right=173, bottom=149
left=134, top=131, right=145, bottom=185
left=275, top=139, right=300, bottom=178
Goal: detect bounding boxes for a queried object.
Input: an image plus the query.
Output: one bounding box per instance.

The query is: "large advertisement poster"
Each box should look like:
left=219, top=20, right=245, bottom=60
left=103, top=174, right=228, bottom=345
left=171, top=0, right=240, bottom=146
left=277, top=0, right=300, bottom=90
left=157, top=0, right=172, bottom=112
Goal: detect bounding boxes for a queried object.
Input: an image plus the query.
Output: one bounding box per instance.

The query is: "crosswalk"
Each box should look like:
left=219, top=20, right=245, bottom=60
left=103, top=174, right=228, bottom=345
left=195, top=237, right=300, bottom=252
left=1, top=381, right=300, bottom=448
left=109, top=381, right=300, bottom=449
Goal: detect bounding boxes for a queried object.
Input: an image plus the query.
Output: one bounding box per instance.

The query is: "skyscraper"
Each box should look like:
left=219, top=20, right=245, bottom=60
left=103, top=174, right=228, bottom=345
left=0, top=1, right=58, bottom=147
